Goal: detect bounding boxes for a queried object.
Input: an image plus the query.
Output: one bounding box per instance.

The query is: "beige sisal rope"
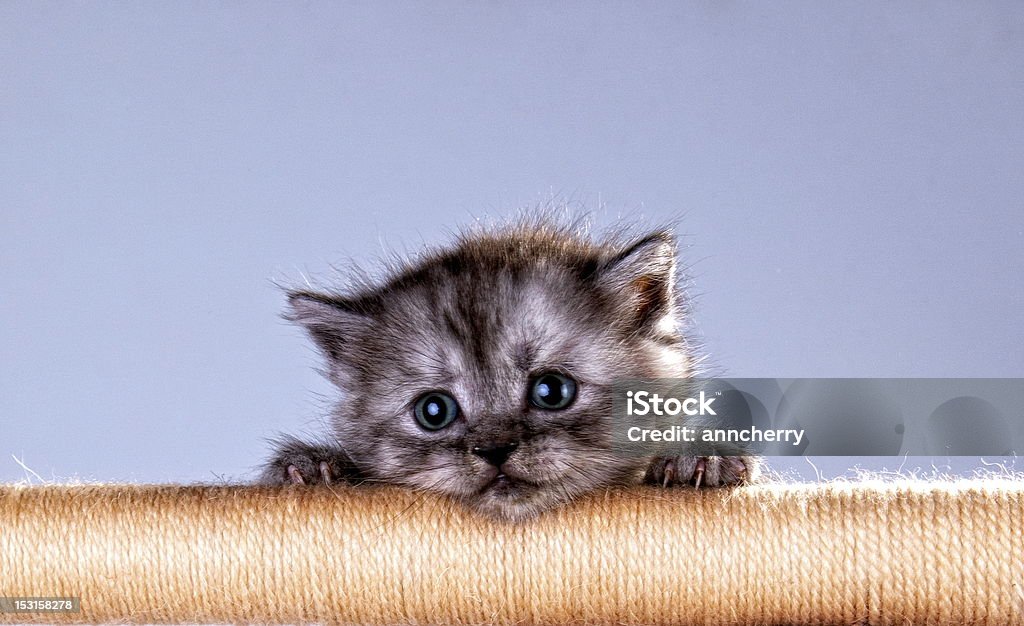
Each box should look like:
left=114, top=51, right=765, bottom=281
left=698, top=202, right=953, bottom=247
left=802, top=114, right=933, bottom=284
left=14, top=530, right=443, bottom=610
left=1, top=481, right=1023, bottom=625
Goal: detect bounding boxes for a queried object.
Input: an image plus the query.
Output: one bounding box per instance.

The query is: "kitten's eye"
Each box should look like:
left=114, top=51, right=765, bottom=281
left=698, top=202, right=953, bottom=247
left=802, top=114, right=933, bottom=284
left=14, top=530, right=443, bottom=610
left=414, top=392, right=459, bottom=430
left=529, top=373, right=577, bottom=410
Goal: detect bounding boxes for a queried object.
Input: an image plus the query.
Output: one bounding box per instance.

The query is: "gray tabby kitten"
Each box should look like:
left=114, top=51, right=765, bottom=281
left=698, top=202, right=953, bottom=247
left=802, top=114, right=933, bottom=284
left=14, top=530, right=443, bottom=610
left=262, top=220, right=756, bottom=520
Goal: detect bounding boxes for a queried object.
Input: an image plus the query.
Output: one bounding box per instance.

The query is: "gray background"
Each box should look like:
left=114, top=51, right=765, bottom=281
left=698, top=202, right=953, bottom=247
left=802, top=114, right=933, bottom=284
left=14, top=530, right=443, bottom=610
left=2, top=2, right=1022, bottom=483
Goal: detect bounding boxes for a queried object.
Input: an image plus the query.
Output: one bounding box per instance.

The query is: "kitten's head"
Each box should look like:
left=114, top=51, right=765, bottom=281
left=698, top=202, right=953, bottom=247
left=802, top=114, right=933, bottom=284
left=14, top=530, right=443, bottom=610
left=288, top=222, right=693, bottom=520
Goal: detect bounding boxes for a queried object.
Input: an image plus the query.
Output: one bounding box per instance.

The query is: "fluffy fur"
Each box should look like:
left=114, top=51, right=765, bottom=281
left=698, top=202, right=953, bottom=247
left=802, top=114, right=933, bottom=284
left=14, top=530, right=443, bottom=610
left=262, top=219, right=755, bottom=520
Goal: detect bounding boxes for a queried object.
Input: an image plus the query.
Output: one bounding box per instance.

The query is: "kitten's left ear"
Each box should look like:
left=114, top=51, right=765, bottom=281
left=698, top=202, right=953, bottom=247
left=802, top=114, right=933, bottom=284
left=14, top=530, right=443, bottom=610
left=596, top=231, right=678, bottom=334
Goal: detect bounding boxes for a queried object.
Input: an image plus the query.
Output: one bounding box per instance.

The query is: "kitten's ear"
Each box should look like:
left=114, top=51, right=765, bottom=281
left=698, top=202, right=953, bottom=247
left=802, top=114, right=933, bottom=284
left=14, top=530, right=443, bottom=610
left=285, top=290, right=371, bottom=366
left=596, top=231, right=678, bottom=334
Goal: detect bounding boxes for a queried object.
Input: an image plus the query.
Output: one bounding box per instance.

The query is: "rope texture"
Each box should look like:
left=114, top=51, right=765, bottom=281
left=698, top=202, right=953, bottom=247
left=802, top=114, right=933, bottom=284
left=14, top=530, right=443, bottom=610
left=1, top=481, right=1022, bottom=625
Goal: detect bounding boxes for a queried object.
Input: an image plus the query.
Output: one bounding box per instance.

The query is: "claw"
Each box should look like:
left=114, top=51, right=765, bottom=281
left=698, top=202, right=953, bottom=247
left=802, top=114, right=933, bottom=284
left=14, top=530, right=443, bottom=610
left=319, top=461, right=333, bottom=485
left=662, top=459, right=676, bottom=487
left=693, top=458, right=706, bottom=489
left=287, top=465, right=305, bottom=485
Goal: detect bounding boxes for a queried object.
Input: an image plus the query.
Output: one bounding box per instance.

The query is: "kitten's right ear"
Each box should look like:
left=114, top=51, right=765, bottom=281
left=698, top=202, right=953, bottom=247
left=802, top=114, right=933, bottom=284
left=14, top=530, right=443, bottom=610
left=285, top=290, right=371, bottom=365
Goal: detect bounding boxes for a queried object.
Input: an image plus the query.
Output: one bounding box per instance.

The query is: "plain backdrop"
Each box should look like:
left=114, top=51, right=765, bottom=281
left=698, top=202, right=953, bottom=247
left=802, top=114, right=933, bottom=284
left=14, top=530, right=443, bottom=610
left=2, top=2, right=1022, bottom=483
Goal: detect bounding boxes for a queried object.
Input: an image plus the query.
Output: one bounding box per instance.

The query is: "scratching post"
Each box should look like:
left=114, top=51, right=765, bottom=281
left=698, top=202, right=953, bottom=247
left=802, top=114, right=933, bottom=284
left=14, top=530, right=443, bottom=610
left=1, top=482, right=1022, bottom=625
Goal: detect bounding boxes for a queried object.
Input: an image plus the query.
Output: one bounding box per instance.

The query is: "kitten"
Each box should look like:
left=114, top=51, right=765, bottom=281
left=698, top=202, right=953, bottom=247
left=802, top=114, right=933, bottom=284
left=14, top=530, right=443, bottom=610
left=262, top=220, right=757, bottom=520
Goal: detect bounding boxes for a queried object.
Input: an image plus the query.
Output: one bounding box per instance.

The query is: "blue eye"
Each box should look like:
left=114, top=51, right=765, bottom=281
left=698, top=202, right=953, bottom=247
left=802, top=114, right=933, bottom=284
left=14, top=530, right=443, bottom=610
left=529, top=373, right=577, bottom=410
left=414, top=392, right=459, bottom=430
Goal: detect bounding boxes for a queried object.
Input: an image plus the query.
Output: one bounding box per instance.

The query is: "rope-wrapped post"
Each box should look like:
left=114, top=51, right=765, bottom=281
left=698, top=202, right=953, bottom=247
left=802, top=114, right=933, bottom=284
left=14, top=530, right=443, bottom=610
left=1, top=481, right=1022, bottom=625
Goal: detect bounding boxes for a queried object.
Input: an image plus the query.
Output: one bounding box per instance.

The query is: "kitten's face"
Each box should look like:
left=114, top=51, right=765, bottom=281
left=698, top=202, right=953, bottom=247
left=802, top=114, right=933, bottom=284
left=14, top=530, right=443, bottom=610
left=289, top=227, right=691, bottom=520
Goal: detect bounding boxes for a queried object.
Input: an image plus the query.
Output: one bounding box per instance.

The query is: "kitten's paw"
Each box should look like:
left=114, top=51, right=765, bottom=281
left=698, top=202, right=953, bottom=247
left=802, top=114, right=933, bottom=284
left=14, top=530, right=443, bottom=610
left=260, top=436, right=358, bottom=486
left=646, top=455, right=758, bottom=488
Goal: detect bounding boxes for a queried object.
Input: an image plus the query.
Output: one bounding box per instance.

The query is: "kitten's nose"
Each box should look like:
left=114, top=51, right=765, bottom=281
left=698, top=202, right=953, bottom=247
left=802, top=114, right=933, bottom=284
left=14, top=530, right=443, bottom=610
left=471, top=442, right=519, bottom=467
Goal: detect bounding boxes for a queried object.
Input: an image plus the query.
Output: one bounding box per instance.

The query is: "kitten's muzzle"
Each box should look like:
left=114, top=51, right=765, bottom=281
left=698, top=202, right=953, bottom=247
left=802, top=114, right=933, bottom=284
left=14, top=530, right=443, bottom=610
left=471, top=442, right=519, bottom=467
